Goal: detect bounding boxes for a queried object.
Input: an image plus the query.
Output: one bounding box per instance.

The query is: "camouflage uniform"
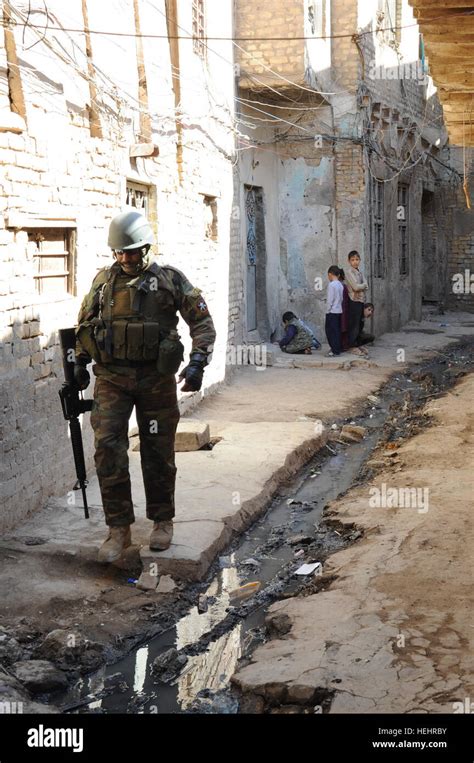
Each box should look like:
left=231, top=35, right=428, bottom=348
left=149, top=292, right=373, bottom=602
left=76, top=258, right=216, bottom=527
left=282, top=317, right=314, bottom=353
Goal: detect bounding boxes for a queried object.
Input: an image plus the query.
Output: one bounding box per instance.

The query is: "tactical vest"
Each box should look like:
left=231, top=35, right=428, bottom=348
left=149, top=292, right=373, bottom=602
left=285, top=318, right=314, bottom=352
left=76, top=261, right=184, bottom=373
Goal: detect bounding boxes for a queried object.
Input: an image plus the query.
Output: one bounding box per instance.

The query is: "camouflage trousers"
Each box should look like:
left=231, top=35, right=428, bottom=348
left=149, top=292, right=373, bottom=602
left=90, top=363, right=180, bottom=527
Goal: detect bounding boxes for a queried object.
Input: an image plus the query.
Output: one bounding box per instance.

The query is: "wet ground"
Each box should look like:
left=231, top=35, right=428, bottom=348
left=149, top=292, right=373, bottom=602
left=53, top=337, right=474, bottom=714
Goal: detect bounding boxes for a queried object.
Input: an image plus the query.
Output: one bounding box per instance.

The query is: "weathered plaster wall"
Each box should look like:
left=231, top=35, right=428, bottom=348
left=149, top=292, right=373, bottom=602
left=0, top=0, right=236, bottom=532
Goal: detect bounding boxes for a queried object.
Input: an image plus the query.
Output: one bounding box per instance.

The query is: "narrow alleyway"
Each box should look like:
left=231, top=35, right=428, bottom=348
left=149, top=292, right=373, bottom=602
left=0, top=312, right=472, bottom=716
left=233, top=353, right=474, bottom=714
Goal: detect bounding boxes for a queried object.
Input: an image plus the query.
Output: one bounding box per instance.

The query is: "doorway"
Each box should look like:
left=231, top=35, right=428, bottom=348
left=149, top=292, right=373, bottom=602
left=244, top=185, right=270, bottom=338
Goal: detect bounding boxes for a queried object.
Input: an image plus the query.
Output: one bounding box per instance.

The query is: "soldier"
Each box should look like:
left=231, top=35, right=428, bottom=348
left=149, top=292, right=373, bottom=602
left=74, top=211, right=216, bottom=563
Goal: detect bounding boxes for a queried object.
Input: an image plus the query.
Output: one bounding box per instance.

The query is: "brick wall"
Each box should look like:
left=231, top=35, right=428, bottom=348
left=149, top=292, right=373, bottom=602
left=0, top=0, right=236, bottom=533
left=235, top=0, right=305, bottom=90
left=444, top=160, right=474, bottom=311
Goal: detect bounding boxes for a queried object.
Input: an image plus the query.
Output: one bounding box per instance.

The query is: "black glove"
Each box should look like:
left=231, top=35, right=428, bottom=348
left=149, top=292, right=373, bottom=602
left=74, top=359, right=90, bottom=390
left=178, top=353, right=206, bottom=392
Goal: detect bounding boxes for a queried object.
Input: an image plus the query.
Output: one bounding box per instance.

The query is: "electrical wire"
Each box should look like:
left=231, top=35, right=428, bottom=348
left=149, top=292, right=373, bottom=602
left=6, top=1, right=467, bottom=180
left=2, top=8, right=474, bottom=40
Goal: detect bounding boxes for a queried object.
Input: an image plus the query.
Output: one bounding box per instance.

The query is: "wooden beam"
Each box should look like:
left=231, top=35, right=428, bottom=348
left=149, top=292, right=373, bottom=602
left=423, top=33, right=474, bottom=41
left=81, top=0, right=102, bottom=138
left=414, top=9, right=474, bottom=22
left=446, top=132, right=474, bottom=146
left=420, top=19, right=474, bottom=35
left=3, top=1, right=27, bottom=123
left=133, top=0, right=152, bottom=142
left=442, top=112, right=474, bottom=123
left=410, top=0, right=474, bottom=7
left=423, top=41, right=474, bottom=60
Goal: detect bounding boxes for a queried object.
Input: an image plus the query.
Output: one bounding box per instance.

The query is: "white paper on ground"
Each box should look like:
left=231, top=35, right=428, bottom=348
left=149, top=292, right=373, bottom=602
left=295, top=562, right=322, bottom=576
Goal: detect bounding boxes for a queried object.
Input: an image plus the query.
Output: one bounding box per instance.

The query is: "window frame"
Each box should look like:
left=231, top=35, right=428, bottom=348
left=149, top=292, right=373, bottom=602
left=372, top=178, right=385, bottom=279
left=192, top=0, right=206, bottom=58
left=27, top=227, right=76, bottom=297
left=398, top=183, right=409, bottom=276
left=125, top=180, right=150, bottom=217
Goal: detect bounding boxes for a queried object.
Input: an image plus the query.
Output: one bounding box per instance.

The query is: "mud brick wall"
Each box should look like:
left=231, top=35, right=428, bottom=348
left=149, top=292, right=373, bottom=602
left=0, top=0, right=236, bottom=533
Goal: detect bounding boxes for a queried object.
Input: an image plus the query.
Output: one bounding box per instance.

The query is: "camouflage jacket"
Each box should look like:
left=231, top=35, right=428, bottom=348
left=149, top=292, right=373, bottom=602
left=75, top=259, right=216, bottom=365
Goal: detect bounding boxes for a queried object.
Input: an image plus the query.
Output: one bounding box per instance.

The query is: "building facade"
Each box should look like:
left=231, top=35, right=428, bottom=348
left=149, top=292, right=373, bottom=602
left=232, top=0, right=473, bottom=344
left=0, top=0, right=236, bottom=531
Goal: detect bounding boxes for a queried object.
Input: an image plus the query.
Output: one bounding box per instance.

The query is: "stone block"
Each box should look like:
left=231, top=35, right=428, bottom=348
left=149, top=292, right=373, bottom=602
left=156, top=575, right=177, bottom=594
left=174, top=421, right=210, bottom=452
left=12, top=660, right=68, bottom=694
left=0, top=111, right=25, bottom=135
left=136, top=571, right=159, bottom=592
left=340, top=424, right=367, bottom=443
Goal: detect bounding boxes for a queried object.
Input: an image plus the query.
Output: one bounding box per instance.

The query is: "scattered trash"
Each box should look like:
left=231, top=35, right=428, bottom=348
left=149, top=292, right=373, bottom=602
left=325, top=443, right=337, bottom=455
left=439, top=323, right=449, bottom=327
left=241, top=558, right=260, bottom=567
left=152, top=648, right=187, bottom=683
left=331, top=423, right=338, bottom=430
left=367, top=394, right=380, bottom=404
left=198, top=594, right=209, bottom=614
left=288, top=534, right=312, bottom=546
left=127, top=578, right=138, bottom=585
left=294, top=549, right=305, bottom=559
left=228, top=581, right=261, bottom=602
left=295, top=562, right=322, bottom=576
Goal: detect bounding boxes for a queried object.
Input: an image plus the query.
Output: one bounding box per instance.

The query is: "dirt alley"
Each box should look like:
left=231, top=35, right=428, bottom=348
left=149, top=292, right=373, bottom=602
left=232, top=374, right=474, bottom=713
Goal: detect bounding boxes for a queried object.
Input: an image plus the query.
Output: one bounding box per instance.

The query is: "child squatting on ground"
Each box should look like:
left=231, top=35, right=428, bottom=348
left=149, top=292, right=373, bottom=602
left=278, top=311, right=318, bottom=354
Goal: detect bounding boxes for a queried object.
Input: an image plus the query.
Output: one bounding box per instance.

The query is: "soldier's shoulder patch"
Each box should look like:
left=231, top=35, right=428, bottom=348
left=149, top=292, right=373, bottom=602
left=196, top=296, right=209, bottom=314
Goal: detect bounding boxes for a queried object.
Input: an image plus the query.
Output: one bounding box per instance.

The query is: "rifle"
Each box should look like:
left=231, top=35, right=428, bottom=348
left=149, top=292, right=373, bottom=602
left=58, top=328, right=93, bottom=519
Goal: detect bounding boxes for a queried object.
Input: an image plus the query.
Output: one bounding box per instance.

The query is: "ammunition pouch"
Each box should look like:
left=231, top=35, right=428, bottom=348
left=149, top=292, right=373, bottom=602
left=76, top=322, right=112, bottom=364
left=77, top=320, right=183, bottom=372
left=156, top=330, right=184, bottom=375
left=110, top=320, right=161, bottom=362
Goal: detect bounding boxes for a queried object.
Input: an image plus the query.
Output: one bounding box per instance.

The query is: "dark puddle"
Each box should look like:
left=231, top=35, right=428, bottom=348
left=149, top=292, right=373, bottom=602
left=57, top=338, right=474, bottom=714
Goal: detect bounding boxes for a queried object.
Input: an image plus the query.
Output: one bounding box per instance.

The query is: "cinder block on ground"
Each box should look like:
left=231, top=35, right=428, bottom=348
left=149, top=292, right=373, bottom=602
left=175, top=421, right=210, bottom=451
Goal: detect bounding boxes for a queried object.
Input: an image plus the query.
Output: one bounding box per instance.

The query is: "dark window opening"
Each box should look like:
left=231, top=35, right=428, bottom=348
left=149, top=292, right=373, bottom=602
left=203, top=195, right=218, bottom=241
left=398, top=183, right=409, bottom=275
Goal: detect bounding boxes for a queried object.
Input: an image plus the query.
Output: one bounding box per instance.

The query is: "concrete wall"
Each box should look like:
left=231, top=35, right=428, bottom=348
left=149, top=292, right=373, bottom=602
left=0, top=0, right=236, bottom=532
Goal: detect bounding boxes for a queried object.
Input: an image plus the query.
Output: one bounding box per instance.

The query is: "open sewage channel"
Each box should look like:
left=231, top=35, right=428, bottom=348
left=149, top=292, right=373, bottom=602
left=54, top=336, right=474, bottom=715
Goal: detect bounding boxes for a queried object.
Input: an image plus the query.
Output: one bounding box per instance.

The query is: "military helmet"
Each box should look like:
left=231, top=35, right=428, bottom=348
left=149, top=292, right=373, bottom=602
left=107, top=211, right=155, bottom=250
